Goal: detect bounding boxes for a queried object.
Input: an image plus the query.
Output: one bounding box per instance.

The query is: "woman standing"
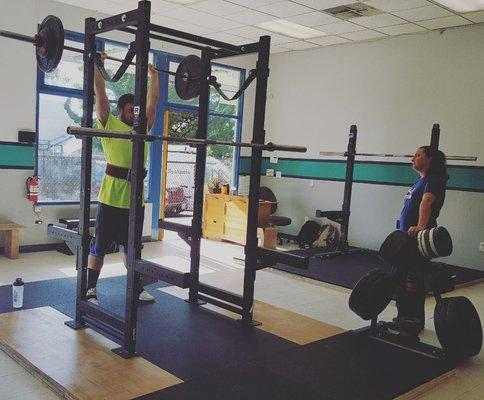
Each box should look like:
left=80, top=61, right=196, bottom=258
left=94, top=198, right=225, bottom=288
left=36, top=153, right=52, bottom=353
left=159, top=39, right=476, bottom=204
left=395, top=146, right=448, bottom=333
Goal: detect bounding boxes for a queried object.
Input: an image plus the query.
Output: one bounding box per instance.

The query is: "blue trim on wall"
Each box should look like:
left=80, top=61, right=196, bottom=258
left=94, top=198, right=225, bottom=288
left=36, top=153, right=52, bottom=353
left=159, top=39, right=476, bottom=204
left=239, top=156, right=484, bottom=193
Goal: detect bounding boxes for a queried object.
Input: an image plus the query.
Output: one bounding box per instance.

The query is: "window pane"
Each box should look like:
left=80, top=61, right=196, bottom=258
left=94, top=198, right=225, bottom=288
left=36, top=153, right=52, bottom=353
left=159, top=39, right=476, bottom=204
left=210, top=65, right=241, bottom=116
left=104, top=43, right=154, bottom=101
left=38, top=93, right=151, bottom=202
left=44, top=39, right=84, bottom=90
left=38, top=94, right=104, bottom=202
left=167, top=60, right=199, bottom=107
left=206, top=116, right=237, bottom=186
left=169, top=110, right=198, bottom=138
left=165, top=111, right=198, bottom=212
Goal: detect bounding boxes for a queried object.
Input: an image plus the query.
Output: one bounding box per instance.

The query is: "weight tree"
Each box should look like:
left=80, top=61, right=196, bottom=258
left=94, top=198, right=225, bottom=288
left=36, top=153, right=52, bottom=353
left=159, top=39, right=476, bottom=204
left=47, top=0, right=310, bottom=358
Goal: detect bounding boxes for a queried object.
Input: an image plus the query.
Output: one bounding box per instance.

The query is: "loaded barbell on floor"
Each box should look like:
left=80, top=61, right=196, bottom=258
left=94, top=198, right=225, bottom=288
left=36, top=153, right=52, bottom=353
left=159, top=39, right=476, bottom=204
left=0, top=15, right=245, bottom=101
left=67, top=126, right=307, bottom=153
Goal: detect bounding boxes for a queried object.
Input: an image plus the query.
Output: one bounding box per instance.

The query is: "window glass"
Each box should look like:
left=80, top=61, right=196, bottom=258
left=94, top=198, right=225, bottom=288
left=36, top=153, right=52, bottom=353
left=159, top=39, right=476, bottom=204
left=44, top=39, right=84, bottom=90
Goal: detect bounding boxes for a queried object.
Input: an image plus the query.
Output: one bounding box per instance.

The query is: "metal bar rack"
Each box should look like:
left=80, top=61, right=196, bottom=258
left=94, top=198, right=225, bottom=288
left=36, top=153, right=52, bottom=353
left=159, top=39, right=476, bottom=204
left=48, top=0, right=309, bottom=358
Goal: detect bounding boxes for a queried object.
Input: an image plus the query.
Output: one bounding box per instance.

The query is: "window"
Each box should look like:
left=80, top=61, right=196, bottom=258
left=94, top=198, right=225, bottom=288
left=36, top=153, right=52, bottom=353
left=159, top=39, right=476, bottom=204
left=165, top=56, right=245, bottom=187
left=36, top=34, right=154, bottom=203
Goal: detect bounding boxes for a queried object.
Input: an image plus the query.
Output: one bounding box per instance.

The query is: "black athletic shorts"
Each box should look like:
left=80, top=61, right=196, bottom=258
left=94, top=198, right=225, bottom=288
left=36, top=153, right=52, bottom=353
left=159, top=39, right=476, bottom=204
left=89, top=203, right=145, bottom=258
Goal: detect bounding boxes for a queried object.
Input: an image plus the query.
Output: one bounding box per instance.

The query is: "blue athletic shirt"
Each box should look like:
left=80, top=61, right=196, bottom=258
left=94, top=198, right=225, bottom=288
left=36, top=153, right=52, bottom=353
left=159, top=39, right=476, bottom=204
left=398, top=174, right=448, bottom=233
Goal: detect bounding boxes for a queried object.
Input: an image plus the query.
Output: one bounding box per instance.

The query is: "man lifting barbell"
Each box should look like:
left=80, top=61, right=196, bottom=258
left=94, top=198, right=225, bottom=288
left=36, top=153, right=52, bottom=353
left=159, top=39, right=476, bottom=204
left=393, top=146, right=448, bottom=333
left=86, top=52, right=159, bottom=305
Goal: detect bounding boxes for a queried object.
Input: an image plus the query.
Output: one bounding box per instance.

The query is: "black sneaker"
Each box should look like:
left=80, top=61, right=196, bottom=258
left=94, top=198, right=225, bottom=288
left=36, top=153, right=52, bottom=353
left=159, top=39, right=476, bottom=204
left=86, top=287, right=99, bottom=305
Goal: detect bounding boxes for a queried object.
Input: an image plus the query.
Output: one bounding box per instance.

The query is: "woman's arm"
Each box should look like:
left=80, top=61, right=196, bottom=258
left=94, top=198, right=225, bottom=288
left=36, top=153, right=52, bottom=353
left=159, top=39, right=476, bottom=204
left=408, top=192, right=436, bottom=235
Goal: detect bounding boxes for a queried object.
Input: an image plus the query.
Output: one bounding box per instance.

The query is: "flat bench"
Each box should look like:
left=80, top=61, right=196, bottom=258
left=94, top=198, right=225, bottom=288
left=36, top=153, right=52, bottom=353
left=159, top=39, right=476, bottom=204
left=0, top=223, right=26, bottom=259
left=59, top=218, right=96, bottom=230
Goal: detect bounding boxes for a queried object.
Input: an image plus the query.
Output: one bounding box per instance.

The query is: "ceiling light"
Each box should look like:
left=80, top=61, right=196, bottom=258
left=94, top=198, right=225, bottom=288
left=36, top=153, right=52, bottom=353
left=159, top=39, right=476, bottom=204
left=257, top=19, right=326, bottom=39
left=167, top=0, right=201, bottom=4
left=432, top=0, right=484, bottom=12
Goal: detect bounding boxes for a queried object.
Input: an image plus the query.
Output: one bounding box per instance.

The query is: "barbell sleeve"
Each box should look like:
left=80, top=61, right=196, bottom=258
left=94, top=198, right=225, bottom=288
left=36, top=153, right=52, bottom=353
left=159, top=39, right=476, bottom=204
left=0, top=29, right=38, bottom=44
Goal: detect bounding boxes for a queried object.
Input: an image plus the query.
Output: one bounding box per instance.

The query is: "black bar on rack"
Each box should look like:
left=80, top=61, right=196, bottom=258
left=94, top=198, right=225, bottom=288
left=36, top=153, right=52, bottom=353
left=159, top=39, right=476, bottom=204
left=120, top=27, right=207, bottom=52
left=158, top=219, right=192, bottom=236
left=123, top=0, right=151, bottom=356
left=84, top=315, right=124, bottom=344
left=242, top=36, right=271, bottom=324
left=198, top=283, right=244, bottom=307
left=339, top=124, right=357, bottom=252
left=72, top=17, right=96, bottom=329
left=86, top=9, right=140, bottom=35
left=78, top=300, right=126, bottom=332
left=188, top=48, right=211, bottom=304
left=134, top=259, right=190, bottom=288
left=430, top=123, right=440, bottom=150
left=257, top=247, right=309, bottom=270
left=149, top=23, right=241, bottom=54
left=197, top=294, right=244, bottom=315
left=212, top=43, right=259, bottom=59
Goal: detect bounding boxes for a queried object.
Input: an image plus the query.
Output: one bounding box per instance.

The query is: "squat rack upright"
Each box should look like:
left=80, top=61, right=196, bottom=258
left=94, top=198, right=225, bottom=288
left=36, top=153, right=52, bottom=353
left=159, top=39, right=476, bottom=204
left=48, top=0, right=308, bottom=358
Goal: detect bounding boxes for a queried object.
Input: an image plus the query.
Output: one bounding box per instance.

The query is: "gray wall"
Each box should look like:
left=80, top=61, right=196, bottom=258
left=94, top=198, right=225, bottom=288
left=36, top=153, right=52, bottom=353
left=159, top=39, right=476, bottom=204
left=240, top=24, right=484, bottom=269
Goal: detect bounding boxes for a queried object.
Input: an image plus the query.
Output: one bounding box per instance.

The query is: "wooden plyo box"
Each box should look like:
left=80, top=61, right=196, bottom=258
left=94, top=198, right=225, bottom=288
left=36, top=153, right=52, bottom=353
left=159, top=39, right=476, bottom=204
left=203, top=194, right=277, bottom=248
left=0, top=222, right=25, bottom=259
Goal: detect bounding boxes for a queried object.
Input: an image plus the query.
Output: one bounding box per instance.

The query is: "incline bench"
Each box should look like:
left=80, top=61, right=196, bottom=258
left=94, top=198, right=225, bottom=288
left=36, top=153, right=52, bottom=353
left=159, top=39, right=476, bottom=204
left=0, top=222, right=26, bottom=259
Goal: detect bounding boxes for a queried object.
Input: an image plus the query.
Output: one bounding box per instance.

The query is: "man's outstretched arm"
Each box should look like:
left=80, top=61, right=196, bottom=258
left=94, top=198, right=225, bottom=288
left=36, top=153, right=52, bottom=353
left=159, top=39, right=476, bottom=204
left=94, top=53, right=110, bottom=127
left=146, top=64, right=159, bottom=131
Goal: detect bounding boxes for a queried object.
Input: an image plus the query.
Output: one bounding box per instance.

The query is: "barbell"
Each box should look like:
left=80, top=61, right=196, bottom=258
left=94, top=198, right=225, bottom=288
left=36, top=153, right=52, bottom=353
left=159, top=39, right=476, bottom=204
left=67, top=126, right=307, bottom=153
left=0, top=15, right=235, bottom=101
left=319, top=150, right=477, bottom=162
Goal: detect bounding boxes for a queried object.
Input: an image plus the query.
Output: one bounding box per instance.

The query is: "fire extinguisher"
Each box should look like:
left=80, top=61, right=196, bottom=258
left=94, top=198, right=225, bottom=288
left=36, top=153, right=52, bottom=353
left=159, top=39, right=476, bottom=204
left=26, top=175, right=39, bottom=203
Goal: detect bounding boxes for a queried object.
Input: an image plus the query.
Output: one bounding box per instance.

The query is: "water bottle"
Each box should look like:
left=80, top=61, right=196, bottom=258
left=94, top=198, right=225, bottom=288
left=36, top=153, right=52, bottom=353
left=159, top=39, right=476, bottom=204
left=12, top=278, right=24, bottom=308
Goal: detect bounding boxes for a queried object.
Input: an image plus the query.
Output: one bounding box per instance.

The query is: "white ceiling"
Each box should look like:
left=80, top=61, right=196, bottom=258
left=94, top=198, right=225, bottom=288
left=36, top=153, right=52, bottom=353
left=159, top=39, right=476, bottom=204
left=54, top=0, right=484, bottom=53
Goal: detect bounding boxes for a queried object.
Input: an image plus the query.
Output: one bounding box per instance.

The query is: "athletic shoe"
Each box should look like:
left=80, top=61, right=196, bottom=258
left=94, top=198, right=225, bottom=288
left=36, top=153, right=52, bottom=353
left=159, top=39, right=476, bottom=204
left=86, top=287, right=99, bottom=305
left=139, top=290, right=155, bottom=302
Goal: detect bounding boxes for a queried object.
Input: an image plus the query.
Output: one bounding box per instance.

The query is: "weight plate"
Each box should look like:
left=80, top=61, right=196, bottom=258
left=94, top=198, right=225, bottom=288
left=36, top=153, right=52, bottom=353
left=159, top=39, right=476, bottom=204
left=434, top=296, right=482, bottom=359
left=349, top=269, right=394, bottom=320
left=36, top=15, right=64, bottom=73
left=175, top=54, right=201, bottom=100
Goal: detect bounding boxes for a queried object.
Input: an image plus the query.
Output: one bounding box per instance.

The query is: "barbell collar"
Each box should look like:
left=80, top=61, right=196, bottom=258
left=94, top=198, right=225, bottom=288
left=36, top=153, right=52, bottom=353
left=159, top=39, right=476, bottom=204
left=67, top=126, right=306, bottom=153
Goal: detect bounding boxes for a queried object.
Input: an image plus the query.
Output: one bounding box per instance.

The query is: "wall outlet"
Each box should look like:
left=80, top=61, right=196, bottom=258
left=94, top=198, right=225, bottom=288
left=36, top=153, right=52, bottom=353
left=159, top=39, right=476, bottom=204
left=276, top=171, right=282, bottom=178
left=309, top=180, right=314, bottom=188
left=34, top=206, right=42, bottom=213
left=266, top=168, right=274, bottom=177
left=480, top=242, right=484, bottom=252
left=270, top=156, right=278, bottom=164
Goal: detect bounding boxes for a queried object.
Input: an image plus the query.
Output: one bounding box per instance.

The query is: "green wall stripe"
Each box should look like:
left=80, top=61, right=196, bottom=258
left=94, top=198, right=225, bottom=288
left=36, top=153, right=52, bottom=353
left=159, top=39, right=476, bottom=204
left=239, top=157, right=484, bottom=193
left=0, top=142, right=34, bottom=169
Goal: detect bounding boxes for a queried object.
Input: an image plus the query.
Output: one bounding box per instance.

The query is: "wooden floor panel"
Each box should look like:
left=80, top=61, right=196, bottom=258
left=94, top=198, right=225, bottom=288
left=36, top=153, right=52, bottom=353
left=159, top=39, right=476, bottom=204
left=253, top=300, right=346, bottom=344
left=0, top=307, right=183, bottom=400
left=159, top=286, right=345, bottom=345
